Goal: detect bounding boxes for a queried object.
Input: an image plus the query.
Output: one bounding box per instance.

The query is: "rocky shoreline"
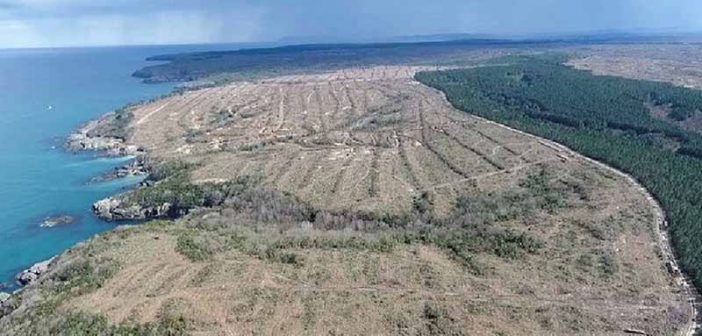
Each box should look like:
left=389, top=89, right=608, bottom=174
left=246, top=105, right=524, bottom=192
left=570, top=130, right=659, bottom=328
left=0, top=85, right=185, bottom=325
left=3, top=99, right=191, bottom=315
left=65, top=112, right=170, bottom=221
left=0, top=112, right=164, bottom=315
left=0, top=257, right=56, bottom=313
left=66, top=121, right=136, bottom=156
left=2, top=112, right=147, bottom=314
left=89, top=158, right=148, bottom=183
left=15, top=258, right=55, bottom=287
left=65, top=116, right=145, bottom=157
left=92, top=197, right=174, bottom=221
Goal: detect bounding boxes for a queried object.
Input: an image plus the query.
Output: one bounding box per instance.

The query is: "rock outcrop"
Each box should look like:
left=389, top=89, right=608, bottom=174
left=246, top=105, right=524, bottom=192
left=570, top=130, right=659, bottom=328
left=65, top=119, right=142, bottom=156
left=92, top=197, right=174, bottom=221
left=16, top=257, right=55, bottom=286
left=40, top=215, right=75, bottom=228
left=0, top=292, right=11, bottom=317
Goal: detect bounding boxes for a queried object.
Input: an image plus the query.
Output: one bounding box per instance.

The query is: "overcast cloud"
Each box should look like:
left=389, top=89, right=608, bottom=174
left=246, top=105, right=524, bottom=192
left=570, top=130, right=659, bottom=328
left=0, top=0, right=700, bottom=48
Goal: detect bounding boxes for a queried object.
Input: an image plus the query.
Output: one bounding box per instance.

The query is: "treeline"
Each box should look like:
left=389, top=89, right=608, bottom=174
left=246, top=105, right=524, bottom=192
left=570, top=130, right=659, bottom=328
left=415, top=56, right=702, bottom=291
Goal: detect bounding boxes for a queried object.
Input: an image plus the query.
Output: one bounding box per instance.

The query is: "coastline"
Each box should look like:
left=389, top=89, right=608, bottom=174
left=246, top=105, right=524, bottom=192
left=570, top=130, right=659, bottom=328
left=66, top=108, right=180, bottom=223
left=0, top=45, right=210, bottom=327
left=0, top=91, right=172, bottom=300
left=1, top=71, right=245, bottom=297
left=0, top=117, right=145, bottom=302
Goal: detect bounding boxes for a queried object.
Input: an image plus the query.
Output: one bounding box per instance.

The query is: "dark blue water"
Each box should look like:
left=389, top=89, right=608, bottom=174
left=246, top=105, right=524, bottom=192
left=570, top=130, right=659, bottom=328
left=0, top=43, right=269, bottom=289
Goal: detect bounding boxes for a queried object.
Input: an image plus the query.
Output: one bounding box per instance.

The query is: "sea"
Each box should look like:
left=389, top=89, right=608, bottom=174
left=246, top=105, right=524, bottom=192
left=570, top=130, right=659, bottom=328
left=0, top=43, right=269, bottom=290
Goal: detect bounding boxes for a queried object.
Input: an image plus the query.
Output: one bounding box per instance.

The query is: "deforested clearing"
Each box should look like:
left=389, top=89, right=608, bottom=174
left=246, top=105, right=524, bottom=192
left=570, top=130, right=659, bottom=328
left=126, top=66, right=577, bottom=216
left=0, top=65, right=690, bottom=335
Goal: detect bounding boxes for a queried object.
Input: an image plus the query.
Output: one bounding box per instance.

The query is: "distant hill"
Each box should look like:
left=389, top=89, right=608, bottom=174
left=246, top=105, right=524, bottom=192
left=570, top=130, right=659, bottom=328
left=133, top=33, right=702, bottom=84
left=132, top=39, right=542, bottom=83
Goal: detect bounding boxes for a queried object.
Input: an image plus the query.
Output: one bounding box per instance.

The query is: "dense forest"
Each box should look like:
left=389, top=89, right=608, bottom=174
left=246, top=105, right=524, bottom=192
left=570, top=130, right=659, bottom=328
left=416, top=56, right=702, bottom=290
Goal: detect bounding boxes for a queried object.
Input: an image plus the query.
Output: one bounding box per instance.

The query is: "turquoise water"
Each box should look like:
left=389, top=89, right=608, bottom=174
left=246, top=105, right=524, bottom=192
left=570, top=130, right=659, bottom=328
left=0, top=44, right=261, bottom=289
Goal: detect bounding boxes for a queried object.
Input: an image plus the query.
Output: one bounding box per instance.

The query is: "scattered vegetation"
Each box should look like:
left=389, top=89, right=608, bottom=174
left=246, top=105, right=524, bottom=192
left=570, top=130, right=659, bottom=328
left=416, top=55, right=702, bottom=290
left=121, top=164, right=264, bottom=218
left=422, top=302, right=463, bottom=335
left=168, top=171, right=553, bottom=272
left=31, top=313, right=187, bottom=336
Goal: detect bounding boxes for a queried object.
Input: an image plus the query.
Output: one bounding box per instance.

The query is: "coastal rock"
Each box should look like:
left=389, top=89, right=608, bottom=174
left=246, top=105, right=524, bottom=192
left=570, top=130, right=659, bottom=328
left=65, top=119, right=142, bottom=156
left=0, top=292, right=10, bottom=317
left=93, top=197, right=174, bottom=221
left=91, top=159, right=148, bottom=183
left=40, top=215, right=75, bottom=228
left=93, top=198, right=123, bottom=220
left=66, top=124, right=124, bottom=153
left=28, top=259, right=53, bottom=274
left=17, top=272, right=37, bottom=285
left=16, top=257, right=55, bottom=286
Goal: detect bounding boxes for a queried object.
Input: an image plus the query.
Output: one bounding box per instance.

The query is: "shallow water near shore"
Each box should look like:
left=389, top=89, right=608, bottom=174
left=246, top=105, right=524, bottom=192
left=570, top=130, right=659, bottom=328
left=0, top=44, right=259, bottom=289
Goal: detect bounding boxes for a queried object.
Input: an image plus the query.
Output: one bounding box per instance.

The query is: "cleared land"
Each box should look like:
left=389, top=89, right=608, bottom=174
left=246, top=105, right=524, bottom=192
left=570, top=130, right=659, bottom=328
left=567, top=44, right=702, bottom=90
left=0, top=65, right=691, bottom=335
left=127, top=66, right=577, bottom=216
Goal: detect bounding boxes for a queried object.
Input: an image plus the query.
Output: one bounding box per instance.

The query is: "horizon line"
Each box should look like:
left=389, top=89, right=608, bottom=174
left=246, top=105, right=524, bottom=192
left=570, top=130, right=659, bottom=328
left=2, top=29, right=702, bottom=52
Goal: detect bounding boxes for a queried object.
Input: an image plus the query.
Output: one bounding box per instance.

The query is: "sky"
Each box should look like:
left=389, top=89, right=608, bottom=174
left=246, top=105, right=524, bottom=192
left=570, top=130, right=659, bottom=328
left=0, top=0, right=701, bottom=48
